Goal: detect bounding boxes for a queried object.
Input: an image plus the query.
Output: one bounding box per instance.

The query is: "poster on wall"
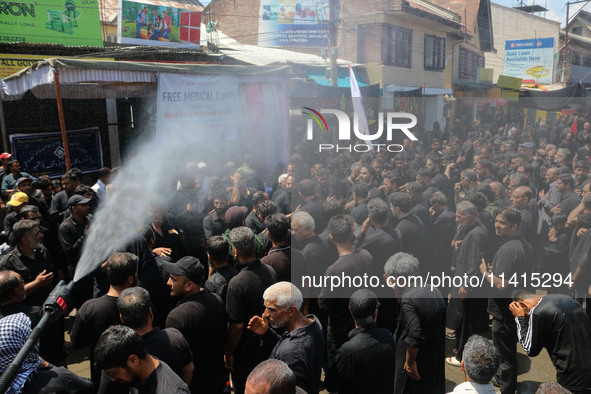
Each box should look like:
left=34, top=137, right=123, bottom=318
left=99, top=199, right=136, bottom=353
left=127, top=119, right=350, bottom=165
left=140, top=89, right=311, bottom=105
left=258, top=0, right=334, bottom=47
left=118, top=0, right=200, bottom=48
left=11, top=128, right=103, bottom=177
left=156, top=73, right=238, bottom=143
left=504, top=38, right=554, bottom=84
left=0, top=0, right=102, bottom=47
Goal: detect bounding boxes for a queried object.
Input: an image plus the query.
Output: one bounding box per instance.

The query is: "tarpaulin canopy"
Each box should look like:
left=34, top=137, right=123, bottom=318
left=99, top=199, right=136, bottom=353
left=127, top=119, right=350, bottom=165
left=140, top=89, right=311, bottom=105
left=521, top=83, right=586, bottom=111
left=1, top=58, right=290, bottom=100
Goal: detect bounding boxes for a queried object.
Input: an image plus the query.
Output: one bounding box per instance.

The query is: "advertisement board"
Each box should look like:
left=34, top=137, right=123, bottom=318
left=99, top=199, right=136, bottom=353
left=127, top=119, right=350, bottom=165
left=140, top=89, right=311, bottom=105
left=11, top=128, right=103, bottom=177
left=504, top=38, right=554, bottom=84
left=118, top=0, right=200, bottom=48
left=0, top=0, right=103, bottom=47
left=258, top=0, right=333, bottom=47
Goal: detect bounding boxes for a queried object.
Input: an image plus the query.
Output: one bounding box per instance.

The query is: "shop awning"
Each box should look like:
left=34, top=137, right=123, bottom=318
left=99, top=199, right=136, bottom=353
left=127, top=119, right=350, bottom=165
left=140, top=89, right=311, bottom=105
left=1, top=58, right=290, bottom=100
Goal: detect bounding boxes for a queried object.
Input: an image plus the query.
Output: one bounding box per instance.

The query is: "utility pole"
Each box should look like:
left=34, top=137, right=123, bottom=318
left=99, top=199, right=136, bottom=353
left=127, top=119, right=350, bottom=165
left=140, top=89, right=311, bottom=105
left=328, top=0, right=338, bottom=87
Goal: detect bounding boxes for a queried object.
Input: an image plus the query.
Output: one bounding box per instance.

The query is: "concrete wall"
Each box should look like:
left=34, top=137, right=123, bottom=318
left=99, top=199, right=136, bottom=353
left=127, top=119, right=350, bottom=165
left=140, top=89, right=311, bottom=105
left=485, top=3, right=560, bottom=84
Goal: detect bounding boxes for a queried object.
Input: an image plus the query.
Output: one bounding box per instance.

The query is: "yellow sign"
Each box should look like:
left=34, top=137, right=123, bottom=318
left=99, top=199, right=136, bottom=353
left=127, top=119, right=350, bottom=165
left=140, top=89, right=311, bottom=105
left=0, top=55, right=114, bottom=79
left=498, top=75, right=522, bottom=90
left=501, top=89, right=519, bottom=101
left=479, top=68, right=493, bottom=84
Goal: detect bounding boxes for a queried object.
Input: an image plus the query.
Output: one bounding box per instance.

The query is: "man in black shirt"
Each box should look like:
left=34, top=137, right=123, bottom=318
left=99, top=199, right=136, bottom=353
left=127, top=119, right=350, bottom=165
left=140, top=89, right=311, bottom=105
left=245, top=192, right=268, bottom=234
left=50, top=170, right=80, bottom=225
left=510, top=291, right=591, bottom=394
left=119, top=287, right=194, bottom=385
left=449, top=201, right=489, bottom=366
left=0, top=219, right=55, bottom=307
left=480, top=207, right=533, bottom=394
left=510, top=186, right=537, bottom=249
left=71, top=252, right=138, bottom=385
left=556, top=174, right=581, bottom=217
left=164, top=256, right=228, bottom=394
left=318, top=214, right=373, bottom=366
left=325, top=289, right=395, bottom=394
left=94, top=325, right=189, bottom=394
left=299, top=179, right=325, bottom=233
left=389, top=192, right=429, bottom=273
left=225, top=226, right=277, bottom=394
left=58, top=194, right=92, bottom=306
left=385, top=252, right=446, bottom=394
left=248, top=282, right=324, bottom=394
left=204, top=235, right=237, bottom=303
left=261, top=213, right=291, bottom=282
left=203, top=190, right=230, bottom=239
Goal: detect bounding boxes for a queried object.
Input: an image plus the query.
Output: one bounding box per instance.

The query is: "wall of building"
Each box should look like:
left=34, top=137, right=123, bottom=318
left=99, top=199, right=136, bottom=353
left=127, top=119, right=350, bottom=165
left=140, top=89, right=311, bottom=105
left=485, top=3, right=559, bottom=84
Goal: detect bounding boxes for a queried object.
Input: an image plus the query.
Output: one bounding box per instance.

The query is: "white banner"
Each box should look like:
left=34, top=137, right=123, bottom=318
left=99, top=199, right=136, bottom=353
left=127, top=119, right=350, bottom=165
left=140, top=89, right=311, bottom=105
left=156, top=73, right=238, bottom=142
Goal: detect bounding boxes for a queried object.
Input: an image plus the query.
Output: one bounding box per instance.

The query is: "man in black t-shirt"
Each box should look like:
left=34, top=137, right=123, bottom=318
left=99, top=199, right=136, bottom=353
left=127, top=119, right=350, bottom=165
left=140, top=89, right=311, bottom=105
left=204, top=236, right=237, bottom=303
left=119, top=287, right=194, bottom=384
left=480, top=207, right=532, bottom=394
left=225, top=227, right=277, bottom=394
left=94, top=325, right=189, bottom=394
left=318, top=214, right=373, bottom=367
left=164, top=256, right=228, bottom=394
left=71, top=252, right=138, bottom=386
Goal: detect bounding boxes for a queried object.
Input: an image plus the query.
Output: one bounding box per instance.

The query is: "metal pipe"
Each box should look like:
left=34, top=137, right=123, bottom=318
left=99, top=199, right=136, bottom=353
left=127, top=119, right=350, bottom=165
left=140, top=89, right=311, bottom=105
left=54, top=70, right=71, bottom=171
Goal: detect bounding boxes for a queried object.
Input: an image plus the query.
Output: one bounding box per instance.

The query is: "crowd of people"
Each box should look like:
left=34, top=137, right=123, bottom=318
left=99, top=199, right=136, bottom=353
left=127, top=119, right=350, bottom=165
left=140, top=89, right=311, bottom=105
left=0, top=106, right=591, bottom=394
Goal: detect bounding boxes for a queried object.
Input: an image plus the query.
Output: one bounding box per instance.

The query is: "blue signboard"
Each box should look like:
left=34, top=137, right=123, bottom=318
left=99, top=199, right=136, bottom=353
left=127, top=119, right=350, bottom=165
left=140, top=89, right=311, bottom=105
left=10, top=127, right=103, bottom=177
left=258, top=0, right=335, bottom=47
left=504, top=37, right=555, bottom=84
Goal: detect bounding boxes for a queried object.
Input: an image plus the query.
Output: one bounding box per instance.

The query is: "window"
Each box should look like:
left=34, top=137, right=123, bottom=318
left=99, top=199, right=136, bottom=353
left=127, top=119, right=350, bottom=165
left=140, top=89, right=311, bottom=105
left=572, top=26, right=583, bottom=35
left=388, top=26, right=412, bottom=68
left=424, top=35, right=445, bottom=70
left=458, top=46, right=484, bottom=81
left=358, top=25, right=384, bottom=63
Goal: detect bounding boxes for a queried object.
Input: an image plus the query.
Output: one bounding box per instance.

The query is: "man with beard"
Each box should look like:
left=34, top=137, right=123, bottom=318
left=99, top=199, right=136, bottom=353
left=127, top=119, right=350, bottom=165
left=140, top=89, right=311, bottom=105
left=203, top=190, right=230, bottom=239
left=58, top=194, right=92, bottom=306
left=480, top=207, right=533, bottom=394
left=272, top=175, right=295, bottom=214
left=94, top=325, right=189, bottom=393
left=555, top=174, right=581, bottom=217
left=446, top=201, right=488, bottom=367
left=389, top=192, right=428, bottom=273
left=50, top=169, right=80, bottom=224
left=71, top=253, right=138, bottom=386
left=0, top=220, right=54, bottom=307
left=247, top=282, right=324, bottom=394
left=164, top=256, right=227, bottom=393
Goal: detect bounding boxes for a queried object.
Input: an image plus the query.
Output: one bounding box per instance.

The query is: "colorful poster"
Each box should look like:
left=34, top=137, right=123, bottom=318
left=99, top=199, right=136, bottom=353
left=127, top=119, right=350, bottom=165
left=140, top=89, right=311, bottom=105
left=118, top=0, right=200, bottom=48
left=156, top=73, right=238, bottom=143
left=0, top=0, right=102, bottom=46
left=258, top=0, right=333, bottom=47
left=504, top=38, right=554, bottom=84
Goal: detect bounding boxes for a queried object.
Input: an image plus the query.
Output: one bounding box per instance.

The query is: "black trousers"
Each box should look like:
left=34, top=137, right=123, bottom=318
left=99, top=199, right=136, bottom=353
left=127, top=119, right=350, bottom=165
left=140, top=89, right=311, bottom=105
left=455, top=297, right=489, bottom=361
left=491, top=317, right=517, bottom=394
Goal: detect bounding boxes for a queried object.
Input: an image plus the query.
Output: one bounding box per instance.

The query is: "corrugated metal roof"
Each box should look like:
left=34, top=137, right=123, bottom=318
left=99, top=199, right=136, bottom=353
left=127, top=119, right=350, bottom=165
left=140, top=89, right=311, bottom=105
left=100, top=0, right=204, bottom=24
left=205, top=26, right=352, bottom=67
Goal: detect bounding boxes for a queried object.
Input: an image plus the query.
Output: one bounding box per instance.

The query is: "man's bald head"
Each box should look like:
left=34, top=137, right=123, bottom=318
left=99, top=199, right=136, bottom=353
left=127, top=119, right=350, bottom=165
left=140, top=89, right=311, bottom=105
left=489, top=182, right=504, bottom=199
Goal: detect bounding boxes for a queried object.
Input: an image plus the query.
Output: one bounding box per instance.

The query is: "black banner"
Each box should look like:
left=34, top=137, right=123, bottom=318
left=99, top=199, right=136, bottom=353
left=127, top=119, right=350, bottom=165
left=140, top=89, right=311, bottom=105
left=11, top=127, right=103, bottom=177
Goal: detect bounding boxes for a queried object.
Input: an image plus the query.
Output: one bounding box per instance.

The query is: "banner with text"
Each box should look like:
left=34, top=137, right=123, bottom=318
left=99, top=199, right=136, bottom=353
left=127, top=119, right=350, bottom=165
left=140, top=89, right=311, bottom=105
left=504, top=37, right=554, bottom=84
left=156, top=73, right=238, bottom=143
left=11, top=128, right=103, bottom=177
left=258, top=0, right=334, bottom=47
left=0, top=0, right=102, bottom=46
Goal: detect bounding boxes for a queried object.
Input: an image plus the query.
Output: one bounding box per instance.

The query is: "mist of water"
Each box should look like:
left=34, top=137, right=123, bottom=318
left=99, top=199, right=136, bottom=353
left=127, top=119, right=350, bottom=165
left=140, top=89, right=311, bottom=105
left=72, top=73, right=289, bottom=283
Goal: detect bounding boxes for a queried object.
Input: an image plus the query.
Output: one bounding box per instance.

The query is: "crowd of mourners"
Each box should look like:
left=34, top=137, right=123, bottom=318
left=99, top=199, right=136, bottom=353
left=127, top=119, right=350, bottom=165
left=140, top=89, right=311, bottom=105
left=1, top=105, right=591, bottom=394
